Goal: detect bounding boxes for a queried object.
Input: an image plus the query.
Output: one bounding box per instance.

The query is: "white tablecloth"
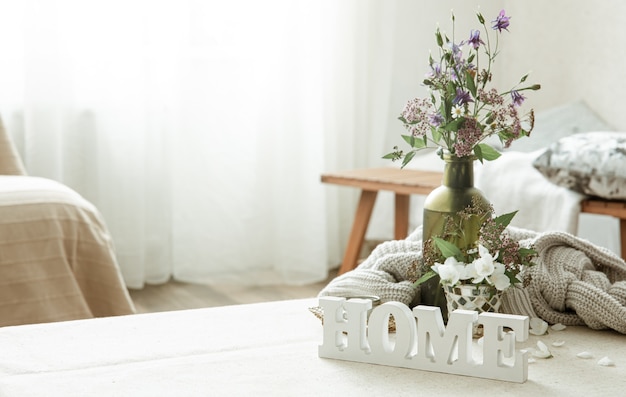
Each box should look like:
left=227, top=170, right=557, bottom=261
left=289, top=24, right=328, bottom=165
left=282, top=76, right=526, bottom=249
left=0, top=298, right=624, bottom=396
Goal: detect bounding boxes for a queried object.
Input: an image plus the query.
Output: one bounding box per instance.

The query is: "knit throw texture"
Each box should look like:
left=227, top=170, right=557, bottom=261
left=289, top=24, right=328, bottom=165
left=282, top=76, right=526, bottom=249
left=319, top=227, right=626, bottom=334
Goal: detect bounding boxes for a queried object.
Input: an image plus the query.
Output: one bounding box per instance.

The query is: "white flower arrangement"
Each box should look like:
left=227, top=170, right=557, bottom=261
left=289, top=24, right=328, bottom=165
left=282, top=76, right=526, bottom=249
left=431, top=244, right=512, bottom=291
left=415, top=202, right=536, bottom=292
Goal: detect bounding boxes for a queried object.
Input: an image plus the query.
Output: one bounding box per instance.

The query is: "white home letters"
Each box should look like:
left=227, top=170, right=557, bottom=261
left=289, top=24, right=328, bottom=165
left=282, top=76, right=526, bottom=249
left=318, top=296, right=529, bottom=383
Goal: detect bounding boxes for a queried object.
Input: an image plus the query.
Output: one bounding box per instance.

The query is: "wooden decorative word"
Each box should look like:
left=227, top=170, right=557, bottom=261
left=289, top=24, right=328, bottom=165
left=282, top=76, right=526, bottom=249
left=318, top=296, right=529, bottom=383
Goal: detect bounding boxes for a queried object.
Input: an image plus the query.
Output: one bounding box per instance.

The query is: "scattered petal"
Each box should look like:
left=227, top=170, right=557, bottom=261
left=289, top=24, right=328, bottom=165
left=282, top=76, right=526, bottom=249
left=552, top=340, right=565, bottom=347
left=551, top=323, right=566, bottom=331
left=532, top=340, right=552, bottom=358
left=577, top=351, right=594, bottom=359
left=597, top=357, right=615, bottom=367
left=529, top=318, right=549, bottom=335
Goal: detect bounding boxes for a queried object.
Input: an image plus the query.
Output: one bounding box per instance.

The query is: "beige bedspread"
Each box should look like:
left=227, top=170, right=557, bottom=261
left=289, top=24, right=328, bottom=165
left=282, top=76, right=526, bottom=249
left=0, top=175, right=135, bottom=326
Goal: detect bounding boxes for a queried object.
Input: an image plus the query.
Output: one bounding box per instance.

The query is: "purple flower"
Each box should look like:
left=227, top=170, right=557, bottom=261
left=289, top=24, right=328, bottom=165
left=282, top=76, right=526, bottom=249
left=492, top=10, right=510, bottom=32
left=511, top=90, right=525, bottom=107
left=453, top=88, right=474, bottom=105
left=447, top=42, right=464, bottom=62
left=426, top=63, right=442, bottom=78
left=467, top=30, right=484, bottom=49
left=428, top=112, right=444, bottom=127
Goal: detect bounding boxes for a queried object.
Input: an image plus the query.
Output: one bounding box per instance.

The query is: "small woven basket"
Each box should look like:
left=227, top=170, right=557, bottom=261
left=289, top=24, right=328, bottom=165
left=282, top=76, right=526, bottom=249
left=444, top=284, right=503, bottom=337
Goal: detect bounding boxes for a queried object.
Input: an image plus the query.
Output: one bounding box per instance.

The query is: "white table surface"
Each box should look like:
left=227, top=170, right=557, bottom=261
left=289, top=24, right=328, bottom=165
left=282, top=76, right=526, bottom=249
left=0, top=298, right=624, bottom=396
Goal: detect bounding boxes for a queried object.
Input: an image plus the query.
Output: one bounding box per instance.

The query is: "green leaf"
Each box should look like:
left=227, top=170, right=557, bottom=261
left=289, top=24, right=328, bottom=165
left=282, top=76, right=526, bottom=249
left=431, top=127, right=442, bottom=143
left=477, top=12, right=485, bottom=24
left=506, top=272, right=519, bottom=285
left=402, top=134, right=426, bottom=149
left=413, top=270, right=438, bottom=286
left=444, top=117, right=464, bottom=132
left=518, top=247, right=537, bottom=257
left=494, top=210, right=518, bottom=228
left=433, top=237, right=463, bottom=258
left=401, top=151, right=416, bottom=168
left=435, top=29, right=443, bottom=47
left=484, top=112, right=495, bottom=126
left=382, top=152, right=397, bottom=160
left=475, top=143, right=501, bottom=161
left=466, top=70, right=477, bottom=97
left=519, top=73, right=528, bottom=83
left=474, top=144, right=484, bottom=163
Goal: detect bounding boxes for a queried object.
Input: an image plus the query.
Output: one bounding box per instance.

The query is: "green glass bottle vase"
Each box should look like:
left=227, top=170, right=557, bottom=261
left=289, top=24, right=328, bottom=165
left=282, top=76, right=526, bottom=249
left=421, top=153, right=490, bottom=319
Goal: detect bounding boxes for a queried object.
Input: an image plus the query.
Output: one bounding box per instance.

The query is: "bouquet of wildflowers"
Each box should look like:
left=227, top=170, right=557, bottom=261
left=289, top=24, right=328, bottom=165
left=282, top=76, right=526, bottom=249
left=416, top=199, right=536, bottom=291
left=385, top=10, right=540, bottom=167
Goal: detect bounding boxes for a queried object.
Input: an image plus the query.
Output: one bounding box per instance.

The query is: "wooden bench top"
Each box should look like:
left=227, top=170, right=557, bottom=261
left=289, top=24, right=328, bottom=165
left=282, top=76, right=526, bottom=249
left=581, top=198, right=626, bottom=218
left=321, top=168, right=443, bottom=195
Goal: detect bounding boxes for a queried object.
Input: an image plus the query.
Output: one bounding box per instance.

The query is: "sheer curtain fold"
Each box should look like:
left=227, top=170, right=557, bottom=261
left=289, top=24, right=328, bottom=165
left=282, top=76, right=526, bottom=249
left=0, top=0, right=417, bottom=288
left=0, top=0, right=341, bottom=288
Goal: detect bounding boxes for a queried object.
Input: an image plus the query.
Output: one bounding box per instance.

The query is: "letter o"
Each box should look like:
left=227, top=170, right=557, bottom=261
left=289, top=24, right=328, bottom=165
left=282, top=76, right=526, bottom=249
left=368, top=302, right=416, bottom=359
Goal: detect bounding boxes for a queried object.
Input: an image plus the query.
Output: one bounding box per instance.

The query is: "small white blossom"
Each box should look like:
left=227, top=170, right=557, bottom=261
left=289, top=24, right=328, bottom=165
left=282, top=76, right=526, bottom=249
left=451, top=104, right=464, bottom=119
left=460, top=262, right=476, bottom=281
left=471, top=244, right=498, bottom=284
left=431, top=256, right=465, bottom=286
left=490, top=263, right=510, bottom=291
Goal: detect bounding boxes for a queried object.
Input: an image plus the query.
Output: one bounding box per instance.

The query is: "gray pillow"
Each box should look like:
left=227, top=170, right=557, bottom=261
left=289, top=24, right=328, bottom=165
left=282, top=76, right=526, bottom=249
left=533, top=132, right=626, bottom=199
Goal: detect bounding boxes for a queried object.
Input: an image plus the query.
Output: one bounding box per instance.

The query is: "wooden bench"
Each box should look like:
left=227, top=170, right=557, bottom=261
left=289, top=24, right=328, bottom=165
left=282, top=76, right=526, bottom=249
left=322, top=168, right=626, bottom=274
left=580, top=199, right=626, bottom=261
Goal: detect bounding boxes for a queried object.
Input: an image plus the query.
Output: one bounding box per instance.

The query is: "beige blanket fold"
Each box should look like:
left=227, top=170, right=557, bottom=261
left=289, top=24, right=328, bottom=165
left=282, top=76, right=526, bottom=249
left=319, top=226, right=626, bottom=334
left=0, top=176, right=135, bottom=326
left=524, top=231, right=626, bottom=333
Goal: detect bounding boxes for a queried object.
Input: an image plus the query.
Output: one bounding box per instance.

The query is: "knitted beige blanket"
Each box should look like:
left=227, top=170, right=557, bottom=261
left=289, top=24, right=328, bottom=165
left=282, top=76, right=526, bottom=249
left=319, top=226, right=626, bottom=334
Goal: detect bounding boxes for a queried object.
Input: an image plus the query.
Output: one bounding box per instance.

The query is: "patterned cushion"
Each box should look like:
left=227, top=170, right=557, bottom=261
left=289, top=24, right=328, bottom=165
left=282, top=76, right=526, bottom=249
left=533, top=132, right=626, bottom=199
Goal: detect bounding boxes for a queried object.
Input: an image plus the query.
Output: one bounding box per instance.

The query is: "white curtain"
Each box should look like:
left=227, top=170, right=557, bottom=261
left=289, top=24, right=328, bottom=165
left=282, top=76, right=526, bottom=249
left=0, top=0, right=510, bottom=289
left=0, top=0, right=405, bottom=288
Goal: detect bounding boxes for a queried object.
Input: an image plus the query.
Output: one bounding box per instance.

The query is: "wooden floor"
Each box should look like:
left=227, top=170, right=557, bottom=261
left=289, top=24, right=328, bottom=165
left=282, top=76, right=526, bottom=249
left=128, top=240, right=381, bottom=314
left=128, top=269, right=339, bottom=314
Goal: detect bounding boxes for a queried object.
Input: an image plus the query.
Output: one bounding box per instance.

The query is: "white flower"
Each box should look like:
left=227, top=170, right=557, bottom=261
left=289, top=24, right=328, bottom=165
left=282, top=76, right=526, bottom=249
left=431, top=256, right=465, bottom=286
left=489, top=262, right=510, bottom=290
left=451, top=104, right=464, bottom=119
left=471, top=244, right=498, bottom=283
left=461, top=262, right=476, bottom=281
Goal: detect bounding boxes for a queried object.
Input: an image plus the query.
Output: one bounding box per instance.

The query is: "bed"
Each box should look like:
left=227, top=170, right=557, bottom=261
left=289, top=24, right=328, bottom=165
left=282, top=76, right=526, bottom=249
left=0, top=118, right=135, bottom=326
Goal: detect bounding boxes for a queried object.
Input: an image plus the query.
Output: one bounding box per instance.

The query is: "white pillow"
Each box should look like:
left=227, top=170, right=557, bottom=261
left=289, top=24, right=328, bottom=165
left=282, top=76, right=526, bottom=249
left=533, top=132, right=626, bottom=199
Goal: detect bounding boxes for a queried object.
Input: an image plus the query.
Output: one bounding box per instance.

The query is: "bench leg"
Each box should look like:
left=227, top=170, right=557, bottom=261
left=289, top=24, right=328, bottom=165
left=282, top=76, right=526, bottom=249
left=394, top=193, right=410, bottom=240
left=338, top=190, right=377, bottom=274
left=619, top=219, right=626, bottom=261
